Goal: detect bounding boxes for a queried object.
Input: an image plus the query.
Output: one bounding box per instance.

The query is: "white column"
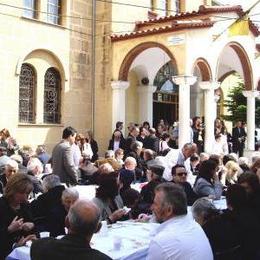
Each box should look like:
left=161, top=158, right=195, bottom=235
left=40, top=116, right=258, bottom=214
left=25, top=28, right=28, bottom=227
left=172, top=75, right=197, bottom=148
left=111, top=81, right=129, bottom=131
left=200, top=81, right=220, bottom=154
left=137, top=85, right=157, bottom=125
left=242, top=90, right=260, bottom=151
left=213, top=94, right=220, bottom=121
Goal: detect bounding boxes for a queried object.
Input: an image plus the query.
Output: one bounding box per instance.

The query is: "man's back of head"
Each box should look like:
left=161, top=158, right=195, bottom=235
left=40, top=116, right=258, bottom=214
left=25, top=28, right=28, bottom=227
left=67, top=199, right=101, bottom=239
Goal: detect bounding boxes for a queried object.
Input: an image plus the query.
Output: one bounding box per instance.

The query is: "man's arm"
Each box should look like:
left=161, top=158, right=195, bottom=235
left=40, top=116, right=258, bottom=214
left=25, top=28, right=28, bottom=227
left=146, top=240, right=166, bottom=260
left=63, top=146, right=78, bottom=184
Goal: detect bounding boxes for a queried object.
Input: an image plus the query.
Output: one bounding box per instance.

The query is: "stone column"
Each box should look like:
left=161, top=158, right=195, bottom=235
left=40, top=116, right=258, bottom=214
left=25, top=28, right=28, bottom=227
left=111, top=81, right=129, bottom=132
left=200, top=81, right=220, bottom=154
left=137, top=85, right=157, bottom=126
left=172, top=75, right=197, bottom=148
left=213, top=94, right=220, bottom=121
left=242, top=90, right=260, bottom=151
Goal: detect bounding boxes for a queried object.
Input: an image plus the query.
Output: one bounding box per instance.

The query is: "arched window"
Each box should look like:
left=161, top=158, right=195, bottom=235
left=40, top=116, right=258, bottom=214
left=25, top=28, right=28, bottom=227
left=154, top=61, right=178, bottom=92
left=44, top=68, right=61, bottom=124
left=19, top=64, right=36, bottom=123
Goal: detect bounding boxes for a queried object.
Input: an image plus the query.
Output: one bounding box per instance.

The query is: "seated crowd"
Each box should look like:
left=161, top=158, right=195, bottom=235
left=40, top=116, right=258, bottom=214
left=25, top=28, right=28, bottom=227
left=0, top=124, right=260, bottom=260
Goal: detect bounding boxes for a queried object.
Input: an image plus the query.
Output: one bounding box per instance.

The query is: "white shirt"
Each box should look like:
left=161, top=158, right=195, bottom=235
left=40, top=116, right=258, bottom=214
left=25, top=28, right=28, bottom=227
left=147, top=215, right=213, bottom=260
left=113, top=140, right=120, bottom=151
left=212, top=135, right=228, bottom=155
left=162, top=149, right=190, bottom=181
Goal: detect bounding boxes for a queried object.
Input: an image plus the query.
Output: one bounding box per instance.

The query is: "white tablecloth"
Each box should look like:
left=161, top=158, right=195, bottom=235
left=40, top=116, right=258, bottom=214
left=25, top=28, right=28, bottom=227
left=213, top=197, right=227, bottom=210
left=73, top=183, right=146, bottom=201
left=7, top=221, right=159, bottom=260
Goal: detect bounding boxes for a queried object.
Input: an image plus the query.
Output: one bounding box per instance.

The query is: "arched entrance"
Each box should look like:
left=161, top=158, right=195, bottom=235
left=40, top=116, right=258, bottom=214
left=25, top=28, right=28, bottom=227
left=216, top=41, right=256, bottom=151
left=216, top=42, right=253, bottom=126
left=191, top=58, right=212, bottom=118
left=153, top=61, right=178, bottom=126
left=118, top=42, right=178, bottom=127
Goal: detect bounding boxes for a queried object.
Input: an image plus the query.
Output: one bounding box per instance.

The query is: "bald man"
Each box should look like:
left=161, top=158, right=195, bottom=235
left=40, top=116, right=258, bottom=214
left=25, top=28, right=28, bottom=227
left=31, top=200, right=112, bottom=260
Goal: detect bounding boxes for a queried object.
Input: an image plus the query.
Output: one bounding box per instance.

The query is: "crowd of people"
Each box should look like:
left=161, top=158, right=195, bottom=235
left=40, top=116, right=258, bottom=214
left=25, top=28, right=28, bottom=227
left=0, top=121, right=260, bottom=260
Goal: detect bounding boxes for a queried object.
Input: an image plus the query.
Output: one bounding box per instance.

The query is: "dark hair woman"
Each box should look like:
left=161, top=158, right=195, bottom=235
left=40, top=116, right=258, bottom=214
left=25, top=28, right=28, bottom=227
left=92, top=172, right=126, bottom=224
left=0, top=174, right=36, bottom=259
left=193, top=159, right=223, bottom=200
left=85, top=130, right=99, bottom=162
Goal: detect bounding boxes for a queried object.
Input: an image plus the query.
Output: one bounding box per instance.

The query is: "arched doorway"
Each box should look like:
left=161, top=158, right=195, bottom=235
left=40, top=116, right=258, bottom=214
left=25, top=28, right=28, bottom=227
left=216, top=42, right=253, bottom=130
left=118, top=42, right=178, bottom=127
left=153, top=61, right=178, bottom=126
left=191, top=58, right=212, bottom=118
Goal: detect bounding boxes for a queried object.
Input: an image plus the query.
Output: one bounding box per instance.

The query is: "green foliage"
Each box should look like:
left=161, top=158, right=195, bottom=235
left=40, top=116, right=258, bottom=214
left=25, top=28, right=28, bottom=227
left=223, top=81, right=260, bottom=126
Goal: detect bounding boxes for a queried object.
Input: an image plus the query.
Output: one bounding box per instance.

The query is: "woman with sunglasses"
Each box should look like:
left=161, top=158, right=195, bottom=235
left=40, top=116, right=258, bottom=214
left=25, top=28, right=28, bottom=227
left=171, top=164, right=198, bottom=206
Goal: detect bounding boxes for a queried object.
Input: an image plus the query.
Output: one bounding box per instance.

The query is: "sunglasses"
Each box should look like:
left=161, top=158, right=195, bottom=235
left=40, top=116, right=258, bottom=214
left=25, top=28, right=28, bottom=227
left=176, top=172, right=187, bottom=177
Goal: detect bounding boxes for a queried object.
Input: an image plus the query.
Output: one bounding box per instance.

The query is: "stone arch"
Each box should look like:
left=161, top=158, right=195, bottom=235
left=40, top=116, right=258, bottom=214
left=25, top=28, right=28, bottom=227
left=218, top=70, right=236, bottom=82
left=193, top=58, right=212, bottom=81
left=16, top=48, right=67, bottom=81
left=118, top=42, right=178, bottom=81
left=217, top=42, right=253, bottom=90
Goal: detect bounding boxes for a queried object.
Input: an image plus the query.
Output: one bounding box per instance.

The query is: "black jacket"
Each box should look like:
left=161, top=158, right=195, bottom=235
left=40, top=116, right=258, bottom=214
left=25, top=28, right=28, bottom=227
left=89, top=139, right=99, bottom=162
left=173, top=181, right=198, bottom=206
left=30, top=234, right=112, bottom=260
left=203, top=208, right=260, bottom=260
left=30, top=185, right=66, bottom=237
left=0, top=197, right=35, bottom=259
left=108, top=139, right=125, bottom=151
left=145, top=135, right=159, bottom=153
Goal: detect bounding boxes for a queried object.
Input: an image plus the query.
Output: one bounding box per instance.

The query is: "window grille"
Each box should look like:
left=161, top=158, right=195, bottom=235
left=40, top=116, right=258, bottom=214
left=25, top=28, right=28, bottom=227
left=44, top=68, right=61, bottom=124
left=19, top=64, right=36, bottom=123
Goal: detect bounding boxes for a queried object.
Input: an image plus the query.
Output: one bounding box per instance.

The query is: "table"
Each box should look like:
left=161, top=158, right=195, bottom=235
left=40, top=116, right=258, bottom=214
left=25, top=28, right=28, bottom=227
left=7, top=221, right=159, bottom=260
left=72, top=183, right=146, bottom=201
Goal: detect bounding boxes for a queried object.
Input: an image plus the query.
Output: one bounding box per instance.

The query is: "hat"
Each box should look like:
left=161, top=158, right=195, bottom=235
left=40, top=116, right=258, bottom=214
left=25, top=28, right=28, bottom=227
left=149, top=165, right=165, bottom=177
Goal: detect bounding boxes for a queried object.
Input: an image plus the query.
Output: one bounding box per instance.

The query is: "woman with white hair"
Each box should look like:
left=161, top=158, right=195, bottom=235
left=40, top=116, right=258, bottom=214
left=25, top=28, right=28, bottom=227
left=0, top=159, right=18, bottom=194
left=61, top=187, right=79, bottom=212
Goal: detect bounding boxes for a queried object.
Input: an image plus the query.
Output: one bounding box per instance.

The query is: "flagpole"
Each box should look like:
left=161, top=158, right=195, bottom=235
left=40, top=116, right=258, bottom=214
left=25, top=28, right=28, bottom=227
left=213, top=0, right=260, bottom=42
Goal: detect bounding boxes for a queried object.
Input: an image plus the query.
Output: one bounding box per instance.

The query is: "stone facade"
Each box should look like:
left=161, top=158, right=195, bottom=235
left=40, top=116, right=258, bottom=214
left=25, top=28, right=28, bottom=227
left=0, top=0, right=112, bottom=154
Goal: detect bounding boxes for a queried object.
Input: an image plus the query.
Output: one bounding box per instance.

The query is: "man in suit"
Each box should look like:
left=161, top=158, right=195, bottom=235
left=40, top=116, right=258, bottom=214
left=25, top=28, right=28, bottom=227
left=145, top=128, right=159, bottom=153
left=124, top=126, right=140, bottom=157
left=30, top=199, right=112, bottom=260
left=232, top=121, right=247, bottom=157
left=52, top=126, right=78, bottom=186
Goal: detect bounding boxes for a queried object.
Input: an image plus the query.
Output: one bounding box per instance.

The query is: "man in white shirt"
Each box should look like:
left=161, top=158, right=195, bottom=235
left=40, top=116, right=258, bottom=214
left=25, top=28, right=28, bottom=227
left=147, top=183, right=213, bottom=260
left=163, top=143, right=197, bottom=181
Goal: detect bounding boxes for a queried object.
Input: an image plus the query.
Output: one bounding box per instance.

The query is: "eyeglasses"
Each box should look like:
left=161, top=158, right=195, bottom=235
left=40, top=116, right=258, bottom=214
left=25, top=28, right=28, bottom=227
left=176, top=172, right=187, bottom=177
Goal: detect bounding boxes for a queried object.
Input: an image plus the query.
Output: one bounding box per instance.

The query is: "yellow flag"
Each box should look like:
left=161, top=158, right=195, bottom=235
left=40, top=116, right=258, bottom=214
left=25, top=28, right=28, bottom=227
left=228, top=17, right=249, bottom=37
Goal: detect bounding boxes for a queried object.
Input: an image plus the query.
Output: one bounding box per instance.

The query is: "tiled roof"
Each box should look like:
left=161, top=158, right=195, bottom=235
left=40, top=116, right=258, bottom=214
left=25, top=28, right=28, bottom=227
left=135, top=5, right=243, bottom=30
left=111, top=21, right=214, bottom=42
left=111, top=5, right=260, bottom=42
left=249, top=19, right=260, bottom=37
